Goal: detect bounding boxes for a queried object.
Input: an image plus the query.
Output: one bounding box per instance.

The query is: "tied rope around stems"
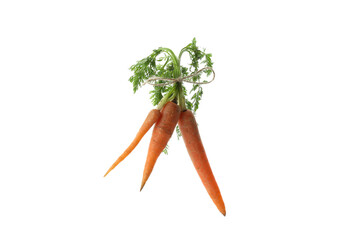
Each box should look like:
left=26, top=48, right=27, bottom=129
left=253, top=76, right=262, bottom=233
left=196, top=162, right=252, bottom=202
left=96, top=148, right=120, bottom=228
left=142, top=67, right=215, bottom=87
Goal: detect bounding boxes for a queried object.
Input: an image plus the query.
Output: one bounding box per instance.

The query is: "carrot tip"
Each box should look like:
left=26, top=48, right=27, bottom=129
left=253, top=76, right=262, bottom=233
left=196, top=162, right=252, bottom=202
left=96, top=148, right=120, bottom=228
left=104, top=169, right=112, bottom=177
left=140, top=183, right=145, bottom=192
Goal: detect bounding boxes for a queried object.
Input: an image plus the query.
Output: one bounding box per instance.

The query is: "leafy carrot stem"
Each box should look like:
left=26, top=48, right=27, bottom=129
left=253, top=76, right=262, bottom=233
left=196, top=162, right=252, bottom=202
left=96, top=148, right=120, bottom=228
left=129, top=38, right=213, bottom=114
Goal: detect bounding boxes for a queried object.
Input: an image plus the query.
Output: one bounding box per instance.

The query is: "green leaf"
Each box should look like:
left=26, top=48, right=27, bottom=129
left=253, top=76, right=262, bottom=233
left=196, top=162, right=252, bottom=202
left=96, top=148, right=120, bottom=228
left=176, top=125, right=182, bottom=140
left=162, top=145, right=169, bottom=155
left=128, top=38, right=214, bottom=114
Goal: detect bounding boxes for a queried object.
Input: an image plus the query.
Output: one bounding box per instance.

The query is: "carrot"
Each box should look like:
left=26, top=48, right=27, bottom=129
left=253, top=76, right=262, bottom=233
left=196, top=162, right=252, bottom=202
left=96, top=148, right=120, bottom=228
left=140, top=101, right=181, bottom=190
left=107, top=39, right=225, bottom=215
left=104, top=109, right=161, bottom=177
left=178, top=110, right=226, bottom=216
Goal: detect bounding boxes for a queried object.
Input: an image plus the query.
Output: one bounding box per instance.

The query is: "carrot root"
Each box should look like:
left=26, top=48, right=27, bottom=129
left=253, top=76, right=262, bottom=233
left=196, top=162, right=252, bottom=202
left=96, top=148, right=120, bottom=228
left=104, top=109, right=161, bottom=177
left=178, top=110, right=226, bottom=216
left=140, top=102, right=181, bottom=190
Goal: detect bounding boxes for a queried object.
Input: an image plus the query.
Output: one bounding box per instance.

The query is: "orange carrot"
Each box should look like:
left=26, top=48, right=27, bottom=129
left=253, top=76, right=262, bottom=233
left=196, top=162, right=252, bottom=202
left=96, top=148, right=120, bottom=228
left=178, top=110, right=226, bottom=216
left=104, top=109, right=161, bottom=177
left=140, top=102, right=180, bottom=190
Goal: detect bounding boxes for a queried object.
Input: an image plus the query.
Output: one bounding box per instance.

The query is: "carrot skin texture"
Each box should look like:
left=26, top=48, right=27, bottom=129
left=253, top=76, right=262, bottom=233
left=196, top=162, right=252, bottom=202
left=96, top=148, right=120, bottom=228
left=104, top=109, right=161, bottom=177
left=178, top=110, right=226, bottom=216
left=140, top=102, right=181, bottom=190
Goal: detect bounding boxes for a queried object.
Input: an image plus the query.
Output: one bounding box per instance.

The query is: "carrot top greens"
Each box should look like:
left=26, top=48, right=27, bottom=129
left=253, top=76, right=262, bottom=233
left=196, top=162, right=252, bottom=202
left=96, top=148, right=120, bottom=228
left=129, top=38, right=213, bottom=113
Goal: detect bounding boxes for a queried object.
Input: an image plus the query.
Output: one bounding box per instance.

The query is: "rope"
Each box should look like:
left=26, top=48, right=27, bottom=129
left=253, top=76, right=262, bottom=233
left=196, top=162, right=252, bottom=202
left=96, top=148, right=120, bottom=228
left=142, top=67, right=215, bottom=87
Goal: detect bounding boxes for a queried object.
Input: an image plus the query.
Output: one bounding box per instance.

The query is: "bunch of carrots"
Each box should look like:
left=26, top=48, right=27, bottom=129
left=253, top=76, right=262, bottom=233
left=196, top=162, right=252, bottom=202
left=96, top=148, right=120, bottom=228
left=104, top=38, right=226, bottom=216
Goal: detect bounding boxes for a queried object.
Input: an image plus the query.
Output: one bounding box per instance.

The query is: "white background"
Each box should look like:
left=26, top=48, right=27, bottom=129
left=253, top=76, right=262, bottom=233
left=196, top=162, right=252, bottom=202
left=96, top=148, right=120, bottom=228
left=1, top=0, right=359, bottom=239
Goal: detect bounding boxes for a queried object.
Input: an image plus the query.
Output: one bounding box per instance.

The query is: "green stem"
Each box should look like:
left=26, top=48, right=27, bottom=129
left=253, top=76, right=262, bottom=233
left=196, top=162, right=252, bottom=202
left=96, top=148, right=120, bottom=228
left=177, top=82, right=186, bottom=111
left=155, top=47, right=185, bottom=110
left=160, top=47, right=181, bottom=78
left=178, top=47, right=192, bottom=66
left=159, top=56, right=170, bottom=72
left=156, top=87, right=176, bottom=110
